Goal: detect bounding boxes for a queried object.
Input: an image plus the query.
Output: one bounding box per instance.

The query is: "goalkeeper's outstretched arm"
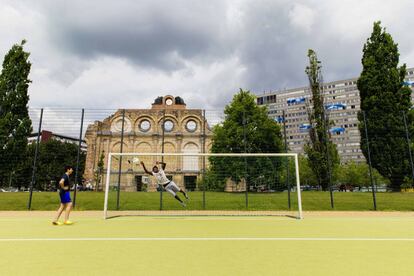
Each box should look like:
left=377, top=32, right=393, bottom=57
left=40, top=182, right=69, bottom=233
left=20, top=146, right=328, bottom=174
left=140, top=161, right=152, bottom=175
left=156, top=161, right=166, bottom=170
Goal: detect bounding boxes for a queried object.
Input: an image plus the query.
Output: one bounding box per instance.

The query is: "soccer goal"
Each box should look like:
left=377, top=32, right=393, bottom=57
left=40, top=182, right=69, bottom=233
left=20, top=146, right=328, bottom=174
left=103, top=153, right=303, bottom=219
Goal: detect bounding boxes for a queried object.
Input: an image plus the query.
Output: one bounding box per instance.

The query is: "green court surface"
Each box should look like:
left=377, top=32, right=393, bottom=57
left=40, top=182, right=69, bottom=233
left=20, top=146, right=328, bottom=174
left=0, top=212, right=413, bottom=276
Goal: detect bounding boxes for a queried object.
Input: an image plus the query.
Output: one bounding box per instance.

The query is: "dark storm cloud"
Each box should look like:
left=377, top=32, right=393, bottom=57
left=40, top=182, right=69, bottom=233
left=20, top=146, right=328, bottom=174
left=229, top=0, right=414, bottom=92
left=44, top=0, right=238, bottom=71
left=236, top=1, right=362, bottom=91
left=237, top=1, right=310, bottom=91
left=0, top=0, right=413, bottom=109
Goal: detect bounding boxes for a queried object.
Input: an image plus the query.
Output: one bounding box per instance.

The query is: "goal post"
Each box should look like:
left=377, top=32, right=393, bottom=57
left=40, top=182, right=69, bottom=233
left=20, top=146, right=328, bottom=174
left=103, top=152, right=303, bottom=219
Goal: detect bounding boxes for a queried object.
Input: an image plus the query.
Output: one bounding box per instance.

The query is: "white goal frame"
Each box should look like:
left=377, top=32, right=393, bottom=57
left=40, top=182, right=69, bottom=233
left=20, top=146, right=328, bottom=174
left=104, top=153, right=303, bottom=219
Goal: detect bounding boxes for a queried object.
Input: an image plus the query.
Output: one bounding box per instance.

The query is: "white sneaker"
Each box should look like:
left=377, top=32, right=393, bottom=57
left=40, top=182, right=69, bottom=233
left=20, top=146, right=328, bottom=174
left=184, top=193, right=189, bottom=200
left=180, top=201, right=187, bottom=207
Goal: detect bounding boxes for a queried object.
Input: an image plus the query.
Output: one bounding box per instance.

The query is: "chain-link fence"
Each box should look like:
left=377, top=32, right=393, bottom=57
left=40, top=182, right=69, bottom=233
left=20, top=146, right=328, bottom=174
left=1, top=106, right=414, bottom=211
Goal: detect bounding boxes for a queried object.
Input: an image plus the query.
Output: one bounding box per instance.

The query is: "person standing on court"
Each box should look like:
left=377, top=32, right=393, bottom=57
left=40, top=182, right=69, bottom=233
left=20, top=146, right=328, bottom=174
left=52, top=166, right=74, bottom=225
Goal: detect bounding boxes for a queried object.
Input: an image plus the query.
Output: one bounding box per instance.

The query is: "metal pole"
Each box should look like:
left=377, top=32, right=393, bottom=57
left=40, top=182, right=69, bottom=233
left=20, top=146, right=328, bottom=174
left=73, top=108, right=84, bottom=208
left=243, top=111, right=248, bottom=208
left=363, top=111, right=377, bottom=210
left=282, top=110, right=291, bottom=209
left=103, top=153, right=112, bottom=219
left=92, top=123, right=101, bottom=191
left=8, top=171, right=13, bottom=188
left=323, top=110, right=334, bottom=209
left=95, top=125, right=103, bottom=191
left=402, top=111, right=414, bottom=185
left=116, top=109, right=126, bottom=210
left=294, top=154, right=303, bottom=219
left=160, top=109, right=166, bottom=210
left=202, top=109, right=206, bottom=209
left=28, top=108, right=43, bottom=210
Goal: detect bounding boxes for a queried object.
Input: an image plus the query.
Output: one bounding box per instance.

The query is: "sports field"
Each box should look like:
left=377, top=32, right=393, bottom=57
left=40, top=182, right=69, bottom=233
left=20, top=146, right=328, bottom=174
left=2, top=191, right=414, bottom=211
left=0, top=211, right=413, bottom=276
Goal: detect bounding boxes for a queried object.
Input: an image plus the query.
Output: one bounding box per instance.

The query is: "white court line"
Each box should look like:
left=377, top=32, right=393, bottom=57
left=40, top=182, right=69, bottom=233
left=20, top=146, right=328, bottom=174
left=0, top=237, right=414, bottom=241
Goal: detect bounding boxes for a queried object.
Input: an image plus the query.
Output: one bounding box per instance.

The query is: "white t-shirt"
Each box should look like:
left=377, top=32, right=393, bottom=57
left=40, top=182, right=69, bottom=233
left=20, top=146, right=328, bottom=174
left=152, top=168, right=170, bottom=185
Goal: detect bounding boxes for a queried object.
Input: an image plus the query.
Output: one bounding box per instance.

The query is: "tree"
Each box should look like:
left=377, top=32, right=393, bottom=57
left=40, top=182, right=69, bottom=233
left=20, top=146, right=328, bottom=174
left=298, top=155, right=319, bottom=187
left=304, top=49, right=340, bottom=190
left=208, top=89, right=284, bottom=191
left=13, top=140, right=85, bottom=190
left=279, top=155, right=319, bottom=189
left=0, top=40, right=32, bottom=186
left=94, top=151, right=105, bottom=191
left=357, top=22, right=412, bottom=189
left=336, top=161, right=389, bottom=188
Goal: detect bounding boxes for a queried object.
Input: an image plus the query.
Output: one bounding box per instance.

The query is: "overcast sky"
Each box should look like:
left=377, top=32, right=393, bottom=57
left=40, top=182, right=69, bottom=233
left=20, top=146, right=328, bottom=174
left=1, top=0, right=413, bottom=110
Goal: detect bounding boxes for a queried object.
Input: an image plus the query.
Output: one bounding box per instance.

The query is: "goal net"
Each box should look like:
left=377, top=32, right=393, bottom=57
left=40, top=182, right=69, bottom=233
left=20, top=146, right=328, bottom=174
left=103, top=153, right=303, bottom=219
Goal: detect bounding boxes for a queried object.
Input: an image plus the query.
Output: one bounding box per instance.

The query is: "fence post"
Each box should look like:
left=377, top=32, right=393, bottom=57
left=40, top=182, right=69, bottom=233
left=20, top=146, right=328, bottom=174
left=73, top=108, right=84, bottom=208
left=243, top=111, right=248, bottom=208
left=402, top=111, right=414, bottom=185
left=282, top=110, right=291, bottom=209
left=202, top=109, right=206, bottom=209
left=28, top=108, right=43, bottom=210
left=116, top=109, right=126, bottom=210
left=160, top=109, right=166, bottom=210
left=363, top=111, right=377, bottom=210
left=323, top=110, right=334, bottom=209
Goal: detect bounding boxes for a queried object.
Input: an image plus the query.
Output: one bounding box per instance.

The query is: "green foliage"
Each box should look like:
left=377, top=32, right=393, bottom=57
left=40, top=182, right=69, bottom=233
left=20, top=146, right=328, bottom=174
left=299, top=155, right=319, bottom=186
left=0, top=40, right=32, bottom=185
left=400, top=177, right=413, bottom=189
left=304, top=49, right=340, bottom=190
left=357, top=21, right=412, bottom=189
left=335, top=161, right=389, bottom=187
left=278, top=156, right=319, bottom=188
left=94, top=151, right=105, bottom=191
left=209, top=89, right=284, bottom=191
left=13, top=139, right=85, bottom=190
left=198, top=169, right=226, bottom=191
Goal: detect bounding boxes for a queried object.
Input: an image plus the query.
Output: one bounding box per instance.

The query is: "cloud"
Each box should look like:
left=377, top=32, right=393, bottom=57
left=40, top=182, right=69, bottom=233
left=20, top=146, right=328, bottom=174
left=288, top=3, right=315, bottom=34
left=30, top=54, right=246, bottom=110
left=44, top=0, right=238, bottom=71
left=0, top=0, right=413, bottom=111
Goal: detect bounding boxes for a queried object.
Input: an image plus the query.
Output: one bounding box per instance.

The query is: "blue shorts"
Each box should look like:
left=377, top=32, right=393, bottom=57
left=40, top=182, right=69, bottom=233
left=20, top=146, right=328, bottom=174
left=59, top=191, right=72, bottom=204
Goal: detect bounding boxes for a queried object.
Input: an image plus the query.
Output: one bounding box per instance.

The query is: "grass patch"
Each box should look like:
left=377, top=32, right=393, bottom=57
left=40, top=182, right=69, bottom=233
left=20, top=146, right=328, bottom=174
left=0, top=191, right=413, bottom=211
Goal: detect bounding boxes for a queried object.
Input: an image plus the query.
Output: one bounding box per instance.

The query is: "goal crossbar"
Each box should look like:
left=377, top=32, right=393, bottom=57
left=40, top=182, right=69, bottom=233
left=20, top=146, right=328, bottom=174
left=104, top=152, right=303, bottom=219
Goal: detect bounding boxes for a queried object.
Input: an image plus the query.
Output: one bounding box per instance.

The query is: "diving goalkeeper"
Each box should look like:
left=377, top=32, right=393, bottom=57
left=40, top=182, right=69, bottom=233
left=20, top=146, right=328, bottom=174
left=140, top=161, right=189, bottom=207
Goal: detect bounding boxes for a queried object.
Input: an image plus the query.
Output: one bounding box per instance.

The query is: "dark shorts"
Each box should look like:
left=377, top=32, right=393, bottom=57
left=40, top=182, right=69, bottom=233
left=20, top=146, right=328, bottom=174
left=59, top=191, right=72, bottom=204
